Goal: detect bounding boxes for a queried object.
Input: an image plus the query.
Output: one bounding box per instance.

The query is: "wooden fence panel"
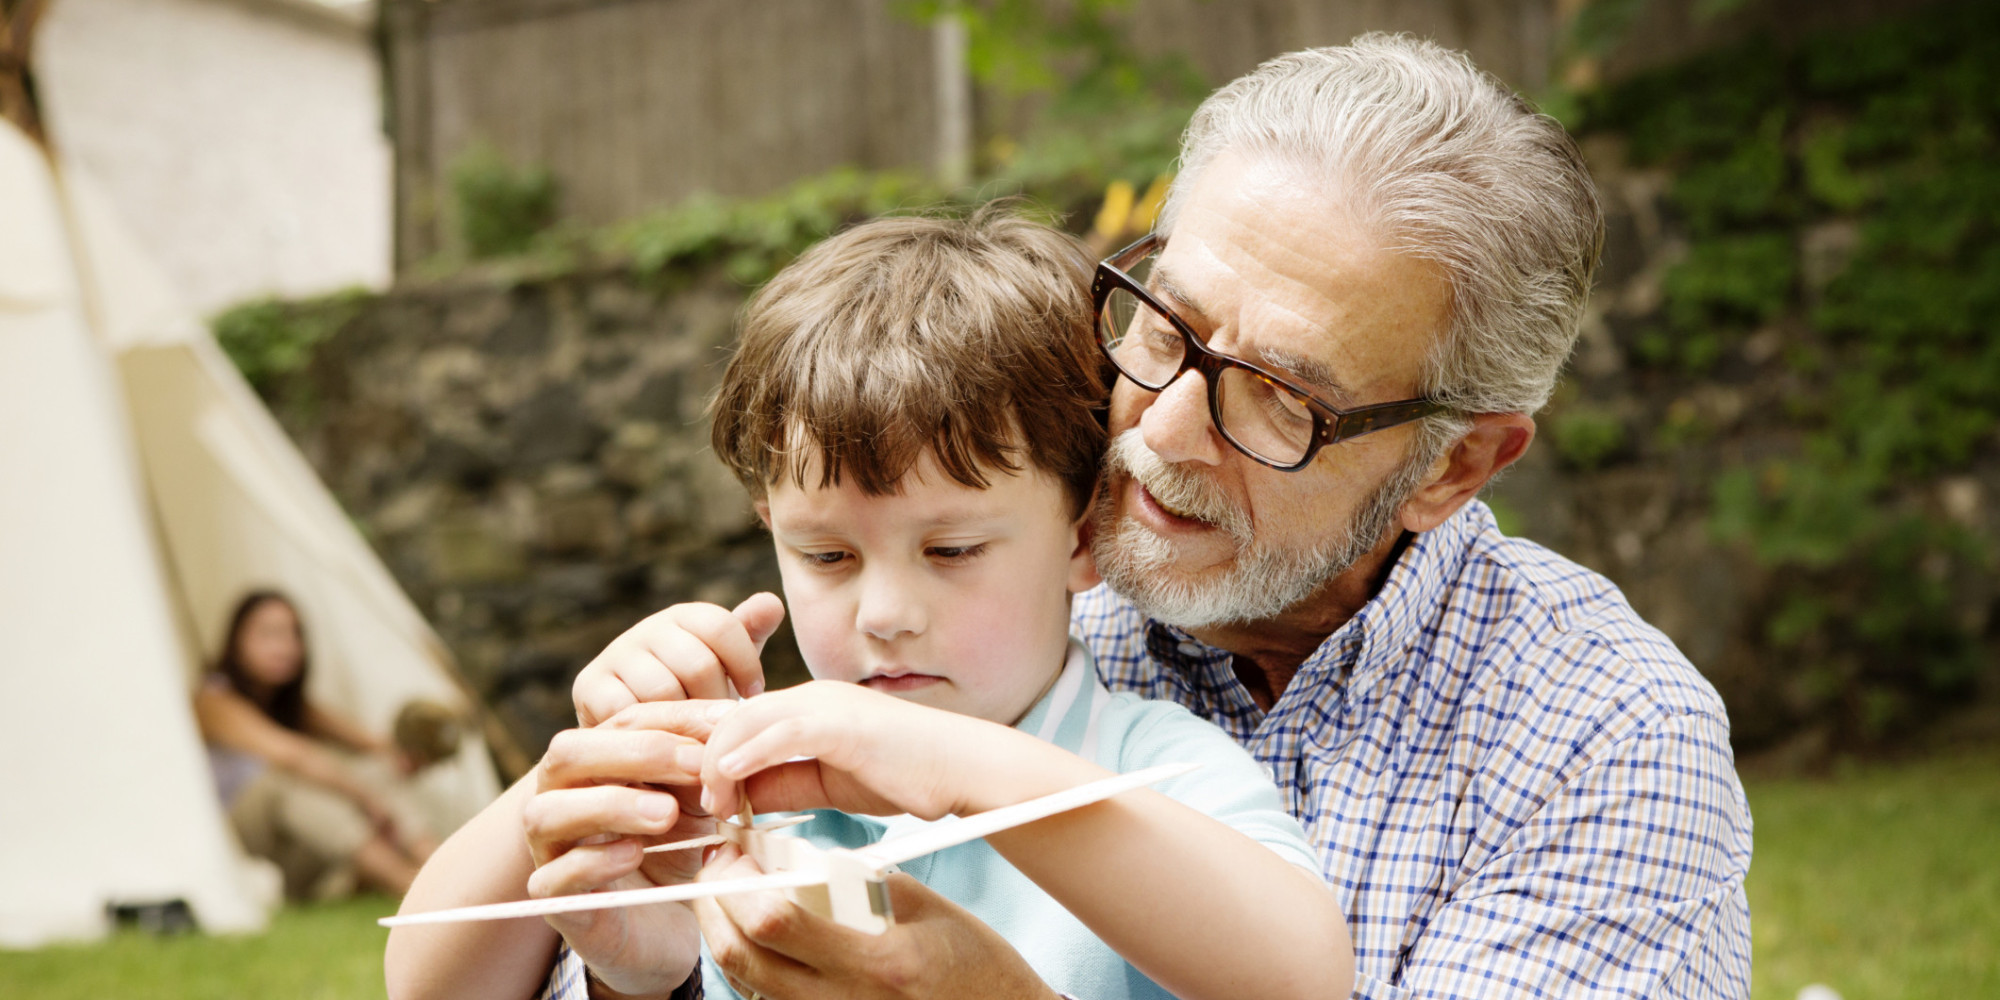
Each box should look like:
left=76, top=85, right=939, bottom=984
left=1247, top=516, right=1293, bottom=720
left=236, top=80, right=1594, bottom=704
left=386, top=0, right=1566, bottom=269
left=389, top=0, right=942, bottom=266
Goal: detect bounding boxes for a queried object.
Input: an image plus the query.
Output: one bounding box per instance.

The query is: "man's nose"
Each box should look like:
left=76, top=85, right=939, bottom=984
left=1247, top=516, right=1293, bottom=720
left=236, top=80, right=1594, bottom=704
left=1138, top=368, right=1226, bottom=466
left=855, top=566, right=926, bottom=641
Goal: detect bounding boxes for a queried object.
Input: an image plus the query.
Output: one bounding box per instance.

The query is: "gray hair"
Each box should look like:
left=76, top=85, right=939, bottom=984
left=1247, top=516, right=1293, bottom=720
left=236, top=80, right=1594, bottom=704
left=1161, top=33, right=1602, bottom=462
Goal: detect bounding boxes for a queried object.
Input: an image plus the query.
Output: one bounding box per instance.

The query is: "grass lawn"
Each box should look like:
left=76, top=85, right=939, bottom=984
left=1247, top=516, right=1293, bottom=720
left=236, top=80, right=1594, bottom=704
left=0, top=894, right=397, bottom=999
left=3, top=750, right=1995, bottom=999
left=1745, top=747, right=2000, bottom=1000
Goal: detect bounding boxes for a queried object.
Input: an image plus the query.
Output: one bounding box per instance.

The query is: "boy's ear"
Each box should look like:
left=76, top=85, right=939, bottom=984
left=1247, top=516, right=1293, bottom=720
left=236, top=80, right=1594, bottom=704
left=1066, top=507, right=1101, bottom=595
left=753, top=498, right=772, bottom=529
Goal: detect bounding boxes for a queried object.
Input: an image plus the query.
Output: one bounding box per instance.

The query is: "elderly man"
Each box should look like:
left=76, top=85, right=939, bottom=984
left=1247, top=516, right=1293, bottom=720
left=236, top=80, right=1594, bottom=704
left=393, top=33, right=1751, bottom=1000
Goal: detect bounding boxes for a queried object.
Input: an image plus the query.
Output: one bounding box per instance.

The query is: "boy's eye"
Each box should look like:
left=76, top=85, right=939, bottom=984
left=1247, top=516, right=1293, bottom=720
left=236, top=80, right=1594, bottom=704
left=800, top=551, right=851, bottom=567
left=926, top=543, right=987, bottom=564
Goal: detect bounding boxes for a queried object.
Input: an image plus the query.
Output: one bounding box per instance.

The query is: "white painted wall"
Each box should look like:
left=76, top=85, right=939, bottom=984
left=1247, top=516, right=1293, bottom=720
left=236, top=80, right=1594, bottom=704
left=37, top=0, right=390, bottom=316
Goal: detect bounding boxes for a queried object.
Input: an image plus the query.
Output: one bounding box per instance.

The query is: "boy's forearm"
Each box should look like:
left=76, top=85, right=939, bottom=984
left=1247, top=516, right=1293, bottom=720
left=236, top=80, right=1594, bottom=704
left=975, top=739, right=1353, bottom=1000
left=386, top=774, right=560, bottom=1000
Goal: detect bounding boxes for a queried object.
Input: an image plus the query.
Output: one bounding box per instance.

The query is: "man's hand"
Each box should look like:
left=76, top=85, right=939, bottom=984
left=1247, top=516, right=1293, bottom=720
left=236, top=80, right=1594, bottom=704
left=694, top=844, right=1060, bottom=1000
left=573, top=593, right=787, bottom=725
left=524, top=701, right=734, bottom=999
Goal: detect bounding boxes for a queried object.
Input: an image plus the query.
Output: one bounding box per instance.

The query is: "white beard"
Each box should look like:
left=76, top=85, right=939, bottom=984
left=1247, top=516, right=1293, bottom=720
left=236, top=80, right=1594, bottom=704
left=1089, top=430, right=1425, bottom=628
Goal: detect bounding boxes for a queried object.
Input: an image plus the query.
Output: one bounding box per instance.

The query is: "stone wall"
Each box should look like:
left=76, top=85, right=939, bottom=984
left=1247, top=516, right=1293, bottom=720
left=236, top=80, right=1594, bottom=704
left=268, top=265, right=809, bottom=755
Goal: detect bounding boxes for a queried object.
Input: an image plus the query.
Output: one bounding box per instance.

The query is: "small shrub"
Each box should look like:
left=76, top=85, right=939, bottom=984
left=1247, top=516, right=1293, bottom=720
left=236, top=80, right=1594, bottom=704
left=451, top=144, right=559, bottom=259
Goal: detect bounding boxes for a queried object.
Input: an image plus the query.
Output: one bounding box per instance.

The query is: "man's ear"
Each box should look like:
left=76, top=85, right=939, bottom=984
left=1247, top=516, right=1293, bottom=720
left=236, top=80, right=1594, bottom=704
left=1399, top=413, right=1535, bottom=534
left=1066, top=502, right=1103, bottom=595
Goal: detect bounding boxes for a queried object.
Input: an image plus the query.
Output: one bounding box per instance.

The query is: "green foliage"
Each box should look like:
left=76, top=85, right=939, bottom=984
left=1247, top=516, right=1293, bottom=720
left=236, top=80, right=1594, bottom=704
left=606, top=169, right=952, bottom=286
left=1586, top=1, right=2000, bottom=743
left=1549, top=406, right=1629, bottom=470
left=212, top=288, right=370, bottom=396
left=902, top=0, right=1206, bottom=201
left=451, top=144, right=559, bottom=259
left=1566, top=0, right=1761, bottom=59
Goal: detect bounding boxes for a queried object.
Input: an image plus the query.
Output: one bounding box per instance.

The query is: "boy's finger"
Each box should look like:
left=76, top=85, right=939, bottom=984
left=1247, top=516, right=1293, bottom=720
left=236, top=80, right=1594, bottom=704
left=731, top=592, right=787, bottom=654
left=652, top=625, right=743, bottom=701
left=600, top=699, right=734, bottom=743
left=657, top=603, right=766, bottom=700
left=573, top=671, right=637, bottom=728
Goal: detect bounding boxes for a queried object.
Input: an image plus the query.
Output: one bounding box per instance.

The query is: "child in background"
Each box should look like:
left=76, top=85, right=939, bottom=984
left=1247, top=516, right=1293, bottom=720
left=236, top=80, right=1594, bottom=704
left=388, top=210, right=1352, bottom=1000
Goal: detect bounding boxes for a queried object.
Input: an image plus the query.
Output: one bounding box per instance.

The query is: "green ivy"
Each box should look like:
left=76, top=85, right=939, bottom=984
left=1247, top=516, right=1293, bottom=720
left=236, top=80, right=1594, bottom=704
left=212, top=288, right=371, bottom=396
left=604, top=169, right=953, bottom=287
left=1583, top=0, right=2000, bottom=743
left=1550, top=406, right=1629, bottom=470
left=451, top=144, right=559, bottom=260
left=900, top=0, right=1205, bottom=204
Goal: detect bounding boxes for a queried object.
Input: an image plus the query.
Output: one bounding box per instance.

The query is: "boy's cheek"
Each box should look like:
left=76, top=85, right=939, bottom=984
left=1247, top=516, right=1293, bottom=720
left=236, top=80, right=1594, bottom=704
left=786, top=603, right=855, bottom=682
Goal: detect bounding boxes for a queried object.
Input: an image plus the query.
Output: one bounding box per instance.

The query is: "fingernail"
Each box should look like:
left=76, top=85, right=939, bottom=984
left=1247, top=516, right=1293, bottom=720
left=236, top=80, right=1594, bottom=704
left=718, top=751, right=746, bottom=777
left=637, top=794, right=675, bottom=823
left=675, top=745, right=704, bottom=773
left=608, top=839, right=639, bottom=862
left=745, top=679, right=765, bottom=697
left=700, top=786, right=714, bottom=814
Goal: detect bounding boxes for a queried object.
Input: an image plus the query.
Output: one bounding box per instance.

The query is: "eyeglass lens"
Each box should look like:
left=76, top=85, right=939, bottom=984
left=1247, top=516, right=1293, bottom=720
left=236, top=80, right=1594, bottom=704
left=1097, top=250, right=1317, bottom=466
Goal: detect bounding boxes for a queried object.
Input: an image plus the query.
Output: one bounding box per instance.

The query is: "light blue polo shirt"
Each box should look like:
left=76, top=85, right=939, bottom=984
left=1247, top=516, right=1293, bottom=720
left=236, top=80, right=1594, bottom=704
left=701, top=641, right=1321, bottom=1000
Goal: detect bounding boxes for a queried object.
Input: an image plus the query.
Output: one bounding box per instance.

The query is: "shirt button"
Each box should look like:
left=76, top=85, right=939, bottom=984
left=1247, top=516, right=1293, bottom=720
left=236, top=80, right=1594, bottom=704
left=1176, top=641, right=1201, bottom=657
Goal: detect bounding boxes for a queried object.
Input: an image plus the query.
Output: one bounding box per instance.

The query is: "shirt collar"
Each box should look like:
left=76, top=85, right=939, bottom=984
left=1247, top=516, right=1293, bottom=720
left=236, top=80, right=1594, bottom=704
left=1014, top=639, right=1101, bottom=740
left=1140, top=500, right=1492, bottom=699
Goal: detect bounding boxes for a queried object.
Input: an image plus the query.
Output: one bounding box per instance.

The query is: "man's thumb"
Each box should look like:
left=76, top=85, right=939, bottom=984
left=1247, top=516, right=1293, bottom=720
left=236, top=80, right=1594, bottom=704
left=731, top=592, right=787, bottom=652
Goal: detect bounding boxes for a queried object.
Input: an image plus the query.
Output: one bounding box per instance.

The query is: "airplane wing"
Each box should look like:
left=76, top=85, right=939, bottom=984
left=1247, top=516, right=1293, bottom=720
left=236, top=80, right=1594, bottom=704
left=854, top=761, right=1198, bottom=868
left=376, top=869, right=829, bottom=926
left=379, top=762, right=1200, bottom=928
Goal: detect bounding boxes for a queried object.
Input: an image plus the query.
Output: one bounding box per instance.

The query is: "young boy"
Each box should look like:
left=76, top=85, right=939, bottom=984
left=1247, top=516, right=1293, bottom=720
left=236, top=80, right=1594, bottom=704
left=387, top=211, right=1352, bottom=1000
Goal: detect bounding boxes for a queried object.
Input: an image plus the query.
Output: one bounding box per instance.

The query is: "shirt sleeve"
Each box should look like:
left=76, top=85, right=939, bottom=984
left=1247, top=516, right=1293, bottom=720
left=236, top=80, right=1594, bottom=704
left=537, top=945, right=588, bottom=1000
left=1357, top=708, right=1753, bottom=1000
left=1113, top=698, right=1323, bottom=876
left=537, top=943, right=705, bottom=1000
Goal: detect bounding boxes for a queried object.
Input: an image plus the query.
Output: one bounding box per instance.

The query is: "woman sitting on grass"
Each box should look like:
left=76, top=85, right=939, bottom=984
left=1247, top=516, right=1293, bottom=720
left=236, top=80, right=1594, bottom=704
left=194, top=590, right=437, bottom=898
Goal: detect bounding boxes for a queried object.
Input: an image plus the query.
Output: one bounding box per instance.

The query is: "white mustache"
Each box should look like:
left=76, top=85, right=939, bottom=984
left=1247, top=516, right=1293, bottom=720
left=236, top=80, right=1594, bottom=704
left=1105, top=431, right=1252, bottom=543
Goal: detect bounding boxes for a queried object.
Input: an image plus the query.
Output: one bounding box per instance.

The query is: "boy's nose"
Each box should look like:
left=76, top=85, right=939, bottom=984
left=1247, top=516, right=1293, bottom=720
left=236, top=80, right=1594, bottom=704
left=1139, top=369, right=1226, bottom=467
left=855, top=569, right=926, bottom=641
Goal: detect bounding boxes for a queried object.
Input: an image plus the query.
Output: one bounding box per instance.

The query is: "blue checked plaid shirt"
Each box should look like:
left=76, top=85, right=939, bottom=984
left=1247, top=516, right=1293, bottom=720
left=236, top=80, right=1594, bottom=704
left=543, top=500, right=1751, bottom=1000
left=1073, top=500, right=1753, bottom=999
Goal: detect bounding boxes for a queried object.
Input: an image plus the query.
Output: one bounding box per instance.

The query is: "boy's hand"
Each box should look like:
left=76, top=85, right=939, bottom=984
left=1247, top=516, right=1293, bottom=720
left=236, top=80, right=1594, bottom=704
left=523, top=701, right=731, bottom=997
left=573, top=593, right=787, bottom=726
left=699, top=682, right=1099, bottom=823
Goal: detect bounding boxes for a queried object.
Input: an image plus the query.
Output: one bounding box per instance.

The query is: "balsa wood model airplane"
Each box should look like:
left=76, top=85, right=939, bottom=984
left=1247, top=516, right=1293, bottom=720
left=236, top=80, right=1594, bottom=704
left=380, top=762, right=1197, bottom=935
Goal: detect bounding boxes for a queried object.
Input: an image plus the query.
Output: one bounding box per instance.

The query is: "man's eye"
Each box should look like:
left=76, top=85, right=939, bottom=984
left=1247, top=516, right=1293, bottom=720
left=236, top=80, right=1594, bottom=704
left=926, top=543, right=987, bottom=564
left=1140, top=321, right=1181, bottom=357
left=1259, top=381, right=1314, bottom=428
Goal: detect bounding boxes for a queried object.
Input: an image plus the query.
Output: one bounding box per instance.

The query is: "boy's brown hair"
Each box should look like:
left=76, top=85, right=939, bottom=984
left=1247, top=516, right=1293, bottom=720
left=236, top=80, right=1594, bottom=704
left=710, top=208, right=1106, bottom=516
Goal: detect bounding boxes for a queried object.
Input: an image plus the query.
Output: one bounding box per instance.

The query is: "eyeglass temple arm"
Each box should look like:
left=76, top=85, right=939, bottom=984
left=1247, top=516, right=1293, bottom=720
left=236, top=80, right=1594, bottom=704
left=1327, top=400, right=1444, bottom=443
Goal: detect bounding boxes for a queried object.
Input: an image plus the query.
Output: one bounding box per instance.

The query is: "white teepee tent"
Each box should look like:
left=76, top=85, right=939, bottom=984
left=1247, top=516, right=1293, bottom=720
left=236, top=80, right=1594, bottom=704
left=0, top=115, right=503, bottom=946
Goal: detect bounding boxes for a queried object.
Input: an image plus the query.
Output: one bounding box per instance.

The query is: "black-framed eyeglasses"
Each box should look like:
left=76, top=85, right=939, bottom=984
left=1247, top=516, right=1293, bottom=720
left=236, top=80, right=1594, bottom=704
left=1092, top=233, right=1445, bottom=471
